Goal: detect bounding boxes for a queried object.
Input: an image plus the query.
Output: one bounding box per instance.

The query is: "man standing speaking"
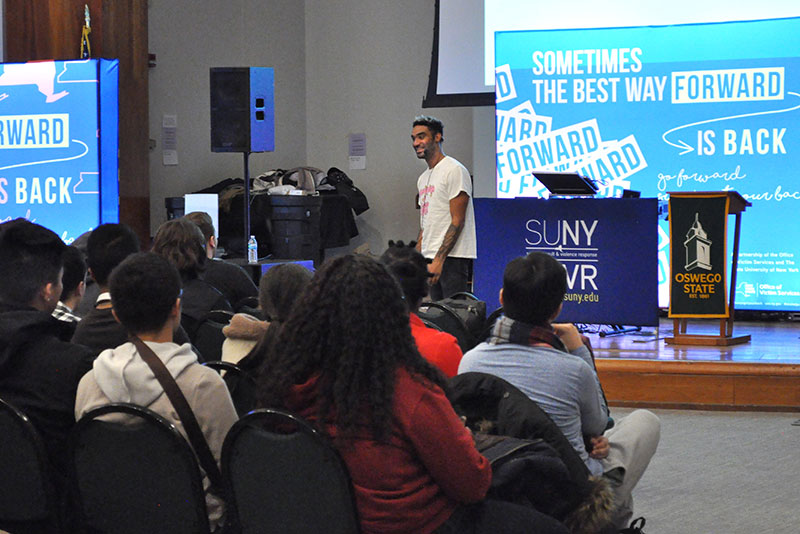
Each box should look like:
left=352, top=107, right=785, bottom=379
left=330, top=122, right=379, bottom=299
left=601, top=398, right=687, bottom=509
left=412, top=116, right=477, bottom=300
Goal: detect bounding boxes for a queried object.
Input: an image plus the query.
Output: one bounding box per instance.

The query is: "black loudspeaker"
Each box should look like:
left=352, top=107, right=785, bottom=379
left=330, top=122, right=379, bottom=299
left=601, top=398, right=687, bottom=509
left=210, top=67, right=274, bottom=153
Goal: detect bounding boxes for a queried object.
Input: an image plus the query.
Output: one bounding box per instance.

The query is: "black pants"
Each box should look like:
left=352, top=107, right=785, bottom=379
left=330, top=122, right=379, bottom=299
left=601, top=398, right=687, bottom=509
left=430, top=257, right=473, bottom=301
left=434, top=499, right=569, bottom=534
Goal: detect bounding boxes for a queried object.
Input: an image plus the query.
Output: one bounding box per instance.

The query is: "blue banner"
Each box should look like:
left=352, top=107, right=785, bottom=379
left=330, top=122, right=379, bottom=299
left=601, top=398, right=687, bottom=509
left=474, top=198, right=658, bottom=326
left=0, top=59, right=119, bottom=243
left=495, top=17, right=800, bottom=311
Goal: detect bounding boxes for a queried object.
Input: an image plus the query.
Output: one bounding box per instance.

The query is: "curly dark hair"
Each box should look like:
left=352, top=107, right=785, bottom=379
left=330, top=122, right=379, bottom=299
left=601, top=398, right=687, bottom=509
left=380, top=240, right=432, bottom=311
left=413, top=115, right=444, bottom=141
left=255, top=254, right=446, bottom=443
left=109, top=252, right=182, bottom=334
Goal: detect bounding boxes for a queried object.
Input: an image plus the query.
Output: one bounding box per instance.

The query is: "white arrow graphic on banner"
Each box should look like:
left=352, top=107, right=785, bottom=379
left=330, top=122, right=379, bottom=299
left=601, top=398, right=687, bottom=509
left=662, top=91, right=800, bottom=155
left=0, top=139, right=89, bottom=171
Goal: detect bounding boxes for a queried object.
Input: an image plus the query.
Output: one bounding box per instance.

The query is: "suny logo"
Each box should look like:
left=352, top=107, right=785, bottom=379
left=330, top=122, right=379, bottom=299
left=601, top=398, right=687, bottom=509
left=526, top=218, right=600, bottom=290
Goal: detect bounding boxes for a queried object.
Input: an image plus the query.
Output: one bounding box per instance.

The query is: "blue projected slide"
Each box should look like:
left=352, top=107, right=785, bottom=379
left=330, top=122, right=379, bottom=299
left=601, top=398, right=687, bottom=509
left=0, top=59, right=119, bottom=243
left=494, top=18, right=800, bottom=311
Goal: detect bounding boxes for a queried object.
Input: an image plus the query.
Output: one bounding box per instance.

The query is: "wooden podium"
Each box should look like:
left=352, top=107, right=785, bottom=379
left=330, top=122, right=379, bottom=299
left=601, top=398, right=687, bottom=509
left=666, top=191, right=751, bottom=346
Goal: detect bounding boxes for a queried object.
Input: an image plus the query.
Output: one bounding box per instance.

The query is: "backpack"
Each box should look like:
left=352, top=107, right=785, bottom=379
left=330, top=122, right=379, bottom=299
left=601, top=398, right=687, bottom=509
left=279, top=166, right=325, bottom=193
left=439, top=292, right=487, bottom=341
left=326, top=167, right=370, bottom=215
left=417, top=292, right=487, bottom=352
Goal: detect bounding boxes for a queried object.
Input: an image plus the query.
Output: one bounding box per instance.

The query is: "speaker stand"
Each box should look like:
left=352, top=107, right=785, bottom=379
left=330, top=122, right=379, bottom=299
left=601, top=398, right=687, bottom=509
left=243, top=151, right=252, bottom=256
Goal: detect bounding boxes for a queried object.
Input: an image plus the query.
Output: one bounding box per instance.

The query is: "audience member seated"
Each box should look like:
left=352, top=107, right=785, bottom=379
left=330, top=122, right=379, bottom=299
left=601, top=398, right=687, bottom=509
left=380, top=240, right=462, bottom=377
left=70, top=230, right=100, bottom=318
left=458, top=252, right=660, bottom=531
left=225, top=263, right=313, bottom=370
left=73, top=224, right=193, bottom=352
left=184, top=211, right=258, bottom=309
left=51, top=245, right=87, bottom=334
left=253, top=254, right=568, bottom=534
left=152, top=218, right=233, bottom=341
left=75, top=252, right=239, bottom=531
left=0, top=219, right=97, bottom=493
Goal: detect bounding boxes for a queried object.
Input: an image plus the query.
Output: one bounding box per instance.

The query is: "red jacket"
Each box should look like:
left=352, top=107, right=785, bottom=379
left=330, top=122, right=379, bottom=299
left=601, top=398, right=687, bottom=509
left=409, top=312, right=463, bottom=378
left=286, top=367, right=491, bottom=534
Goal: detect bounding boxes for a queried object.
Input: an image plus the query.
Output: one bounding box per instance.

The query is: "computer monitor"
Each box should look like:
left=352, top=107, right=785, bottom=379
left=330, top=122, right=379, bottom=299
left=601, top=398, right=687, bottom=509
left=532, top=172, right=598, bottom=196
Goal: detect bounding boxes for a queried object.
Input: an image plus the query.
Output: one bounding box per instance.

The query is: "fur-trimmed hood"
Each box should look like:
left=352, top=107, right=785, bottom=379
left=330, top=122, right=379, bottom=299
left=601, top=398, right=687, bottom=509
left=222, top=312, right=268, bottom=341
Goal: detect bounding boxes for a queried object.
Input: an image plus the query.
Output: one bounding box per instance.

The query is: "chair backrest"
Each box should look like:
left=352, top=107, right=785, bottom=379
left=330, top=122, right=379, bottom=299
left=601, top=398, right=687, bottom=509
left=222, top=408, right=360, bottom=534
left=0, top=396, right=60, bottom=533
left=193, top=309, right=234, bottom=362
left=202, top=361, right=257, bottom=416
left=233, top=296, right=263, bottom=318
left=68, top=403, right=210, bottom=534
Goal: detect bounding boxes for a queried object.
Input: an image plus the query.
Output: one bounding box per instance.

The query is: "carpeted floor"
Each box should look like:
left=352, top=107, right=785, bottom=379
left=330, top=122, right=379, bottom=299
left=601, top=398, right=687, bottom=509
left=612, top=408, right=800, bottom=534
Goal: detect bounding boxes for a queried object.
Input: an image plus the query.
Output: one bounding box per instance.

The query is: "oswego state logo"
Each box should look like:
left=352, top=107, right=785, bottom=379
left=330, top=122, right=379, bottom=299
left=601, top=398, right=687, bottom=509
left=684, top=213, right=712, bottom=271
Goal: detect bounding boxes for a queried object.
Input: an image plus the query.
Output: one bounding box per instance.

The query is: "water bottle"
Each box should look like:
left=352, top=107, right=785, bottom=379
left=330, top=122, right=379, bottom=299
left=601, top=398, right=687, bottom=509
left=247, top=235, right=258, bottom=263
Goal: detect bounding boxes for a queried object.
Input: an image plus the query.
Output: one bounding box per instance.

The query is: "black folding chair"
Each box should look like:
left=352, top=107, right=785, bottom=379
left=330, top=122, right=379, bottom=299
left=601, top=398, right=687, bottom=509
left=234, top=296, right=263, bottom=319
left=69, top=403, right=211, bottom=534
left=193, top=309, right=234, bottom=362
left=0, top=397, right=61, bottom=534
left=202, top=361, right=257, bottom=416
left=222, top=408, right=360, bottom=534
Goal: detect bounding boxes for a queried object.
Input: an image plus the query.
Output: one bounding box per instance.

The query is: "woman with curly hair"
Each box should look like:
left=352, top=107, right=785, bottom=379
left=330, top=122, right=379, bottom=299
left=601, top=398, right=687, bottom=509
left=380, top=240, right=463, bottom=377
left=255, top=254, right=567, bottom=534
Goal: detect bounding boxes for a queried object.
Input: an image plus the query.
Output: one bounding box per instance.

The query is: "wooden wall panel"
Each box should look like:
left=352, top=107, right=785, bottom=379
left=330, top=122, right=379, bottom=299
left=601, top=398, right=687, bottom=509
left=3, top=0, right=150, bottom=245
left=597, top=360, right=800, bottom=410
left=100, top=0, right=150, bottom=245
left=600, top=371, right=735, bottom=405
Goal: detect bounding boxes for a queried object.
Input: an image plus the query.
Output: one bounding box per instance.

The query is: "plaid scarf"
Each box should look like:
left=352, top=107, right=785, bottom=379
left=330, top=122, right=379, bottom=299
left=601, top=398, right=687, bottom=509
left=488, top=315, right=567, bottom=353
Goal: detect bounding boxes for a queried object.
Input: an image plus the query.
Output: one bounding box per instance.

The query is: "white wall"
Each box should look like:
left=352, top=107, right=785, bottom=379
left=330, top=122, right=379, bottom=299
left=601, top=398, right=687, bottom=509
left=304, top=0, right=476, bottom=255
left=472, top=106, right=496, bottom=198
left=149, top=0, right=492, bottom=252
left=148, top=0, right=307, bottom=234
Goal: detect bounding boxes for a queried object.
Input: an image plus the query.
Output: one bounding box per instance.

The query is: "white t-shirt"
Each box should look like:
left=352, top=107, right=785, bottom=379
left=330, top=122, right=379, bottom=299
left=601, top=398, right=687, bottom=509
left=417, top=156, right=477, bottom=259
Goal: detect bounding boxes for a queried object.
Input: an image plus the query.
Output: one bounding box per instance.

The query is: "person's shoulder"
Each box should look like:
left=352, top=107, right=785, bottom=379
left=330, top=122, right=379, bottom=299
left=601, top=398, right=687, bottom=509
left=36, top=330, right=96, bottom=360
left=184, top=278, right=232, bottom=309
left=553, top=344, right=595, bottom=369
left=458, top=341, right=494, bottom=368
left=412, top=317, right=457, bottom=345
left=36, top=335, right=97, bottom=380
left=443, top=155, right=467, bottom=168
left=72, top=309, right=125, bottom=348
left=394, top=365, right=446, bottom=399
left=440, top=155, right=469, bottom=174
left=429, top=327, right=459, bottom=348
left=459, top=342, right=544, bottom=370
left=213, top=259, right=258, bottom=291
left=438, top=157, right=471, bottom=193
left=182, top=359, right=227, bottom=387
left=75, top=306, right=115, bottom=327
left=208, top=258, right=248, bottom=276
left=463, top=340, right=531, bottom=358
